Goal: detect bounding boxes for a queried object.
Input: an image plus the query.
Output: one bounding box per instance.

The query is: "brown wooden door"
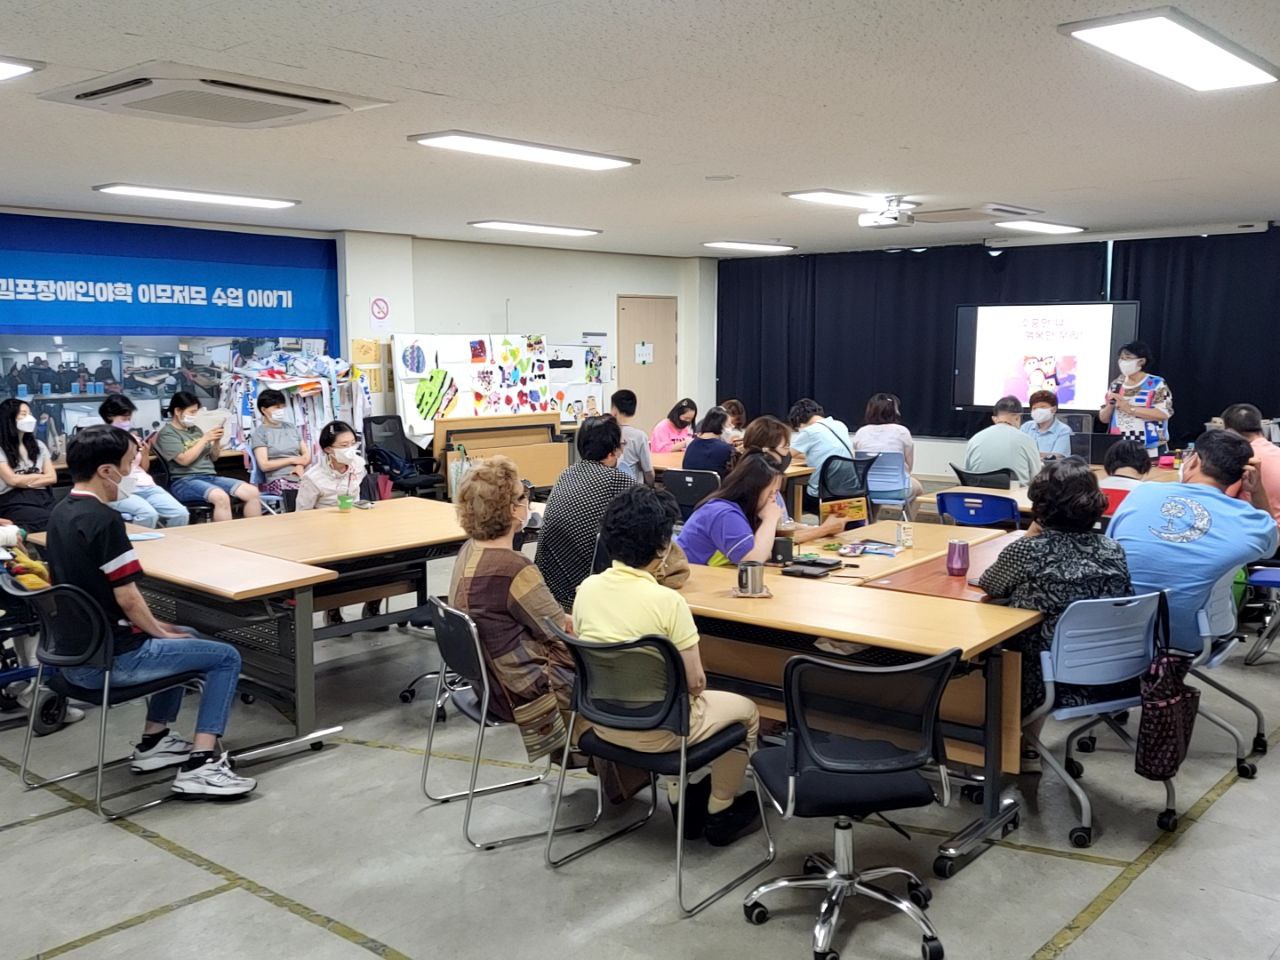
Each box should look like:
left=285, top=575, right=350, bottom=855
left=616, top=295, right=678, bottom=434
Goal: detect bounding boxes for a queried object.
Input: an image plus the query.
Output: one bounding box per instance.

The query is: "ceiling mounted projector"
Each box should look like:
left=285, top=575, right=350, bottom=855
left=858, top=196, right=914, bottom=229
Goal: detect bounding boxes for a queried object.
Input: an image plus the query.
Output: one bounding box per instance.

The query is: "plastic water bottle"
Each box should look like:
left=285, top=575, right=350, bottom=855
left=896, top=521, right=914, bottom=549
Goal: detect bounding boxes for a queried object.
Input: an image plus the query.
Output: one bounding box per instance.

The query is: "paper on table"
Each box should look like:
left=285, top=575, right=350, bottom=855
left=128, top=532, right=164, bottom=542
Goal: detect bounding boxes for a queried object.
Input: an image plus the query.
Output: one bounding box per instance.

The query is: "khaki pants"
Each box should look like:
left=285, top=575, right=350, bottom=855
left=592, top=690, right=759, bottom=802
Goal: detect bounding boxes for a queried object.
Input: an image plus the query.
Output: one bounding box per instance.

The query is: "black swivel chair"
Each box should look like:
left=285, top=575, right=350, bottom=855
left=4, top=575, right=204, bottom=821
left=950, top=464, right=1015, bottom=489
left=420, top=597, right=598, bottom=850
left=544, top=625, right=776, bottom=916
left=662, top=468, right=720, bottom=521
left=743, top=650, right=961, bottom=960
left=147, top=453, right=214, bottom=523
left=363, top=415, right=445, bottom=499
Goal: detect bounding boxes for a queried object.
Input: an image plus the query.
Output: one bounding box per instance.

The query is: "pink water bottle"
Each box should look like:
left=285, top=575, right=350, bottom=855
left=946, top=539, right=970, bottom=577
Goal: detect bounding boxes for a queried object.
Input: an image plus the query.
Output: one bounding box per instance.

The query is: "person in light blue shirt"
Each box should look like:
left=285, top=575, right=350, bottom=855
left=1109, top=429, right=1277, bottom=651
left=1020, top=389, right=1073, bottom=459
left=788, top=398, right=854, bottom=509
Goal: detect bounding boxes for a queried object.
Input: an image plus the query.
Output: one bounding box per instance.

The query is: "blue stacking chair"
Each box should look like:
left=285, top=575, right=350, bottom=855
left=248, top=457, right=287, bottom=514
left=1022, top=592, right=1174, bottom=848
left=935, top=492, right=1020, bottom=528
left=1244, top=566, right=1280, bottom=665
left=865, top=451, right=912, bottom=520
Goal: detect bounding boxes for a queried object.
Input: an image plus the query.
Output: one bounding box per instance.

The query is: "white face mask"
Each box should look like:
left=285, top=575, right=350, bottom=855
left=332, top=446, right=363, bottom=467
left=263, top=407, right=289, bottom=424
left=107, top=468, right=138, bottom=502
left=1031, top=407, right=1053, bottom=425
left=1118, top=358, right=1142, bottom=376
left=15, top=415, right=36, bottom=433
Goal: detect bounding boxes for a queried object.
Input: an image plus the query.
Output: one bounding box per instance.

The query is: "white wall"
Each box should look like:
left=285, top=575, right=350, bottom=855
left=337, top=231, right=416, bottom=416
left=914, top=438, right=969, bottom=480
left=410, top=239, right=718, bottom=411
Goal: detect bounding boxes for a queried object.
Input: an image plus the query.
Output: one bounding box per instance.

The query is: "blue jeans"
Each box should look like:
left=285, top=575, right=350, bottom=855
left=63, top=629, right=242, bottom=737
left=113, top=485, right=191, bottom=528
left=170, top=474, right=245, bottom=504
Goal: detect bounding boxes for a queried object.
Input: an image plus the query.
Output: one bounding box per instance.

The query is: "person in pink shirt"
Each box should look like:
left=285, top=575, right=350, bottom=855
left=650, top=398, right=698, bottom=453
left=1223, top=403, right=1280, bottom=526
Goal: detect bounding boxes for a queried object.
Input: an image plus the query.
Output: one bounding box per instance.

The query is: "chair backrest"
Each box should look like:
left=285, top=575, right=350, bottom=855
left=363, top=415, right=414, bottom=462
left=783, top=649, right=960, bottom=776
left=950, top=463, right=1014, bottom=489
left=936, top=492, right=1020, bottom=527
left=865, top=451, right=909, bottom=494
left=0, top=574, right=113, bottom=668
left=147, top=450, right=174, bottom=491
left=545, top=620, right=688, bottom=735
left=1101, top=487, right=1129, bottom=518
left=591, top=530, right=611, bottom=575
left=663, top=469, right=720, bottom=520
left=1046, top=593, right=1161, bottom=688
left=1195, top=569, right=1241, bottom=652
left=819, top=455, right=873, bottom=500
left=427, top=596, right=489, bottom=688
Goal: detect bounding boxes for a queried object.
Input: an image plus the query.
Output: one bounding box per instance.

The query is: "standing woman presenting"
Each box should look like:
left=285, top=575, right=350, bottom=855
left=1098, top=341, right=1172, bottom=458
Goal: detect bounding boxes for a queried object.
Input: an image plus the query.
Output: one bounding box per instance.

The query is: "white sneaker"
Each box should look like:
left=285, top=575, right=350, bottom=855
left=14, top=682, right=86, bottom=725
left=171, top=753, right=257, bottom=798
left=131, top=732, right=194, bottom=772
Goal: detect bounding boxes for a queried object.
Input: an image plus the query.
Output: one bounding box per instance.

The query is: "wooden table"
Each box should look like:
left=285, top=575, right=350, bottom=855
left=794, top=519, right=1006, bottom=583
left=864, top=531, right=1026, bottom=602
left=651, top=451, right=815, bottom=519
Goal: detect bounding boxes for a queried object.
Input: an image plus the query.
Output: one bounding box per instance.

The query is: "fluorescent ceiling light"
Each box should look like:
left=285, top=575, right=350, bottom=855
left=411, top=130, right=637, bottom=171
left=993, top=220, right=1085, bottom=235
left=469, top=220, right=600, bottom=237
left=93, top=183, right=298, bottom=209
left=785, top=190, right=918, bottom=211
left=703, top=241, right=796, bottom=253
left=0, top=56, right=42, bottom=81
left=1060, top=7, right=1278, bottom=91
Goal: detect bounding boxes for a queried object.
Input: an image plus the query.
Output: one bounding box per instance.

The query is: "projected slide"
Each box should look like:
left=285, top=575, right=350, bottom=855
left=970, top=304, right=1118, bottom=408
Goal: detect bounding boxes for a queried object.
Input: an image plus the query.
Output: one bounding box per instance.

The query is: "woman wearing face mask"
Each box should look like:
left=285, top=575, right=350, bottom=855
left=98, top=394, right=189, bottom=528
left=0, top=398, right=58, bottom=532
left=251, top=388, right=311, bottom=510
left=649, top=398, right=698, bottom=453
left=154, top=392, right=262, bottom=523
left=1020, top=389, right=1073, bottom=459
left=1098, top=340, right=1173, bottom=458
left=735, top=415, right=845, bottom=544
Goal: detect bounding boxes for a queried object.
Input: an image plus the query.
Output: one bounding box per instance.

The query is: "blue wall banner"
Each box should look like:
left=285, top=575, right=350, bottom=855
left=0, top=213, right=339, bottom=344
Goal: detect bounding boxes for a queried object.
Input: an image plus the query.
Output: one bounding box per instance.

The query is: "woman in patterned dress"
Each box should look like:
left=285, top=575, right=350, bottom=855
left=1098, top=340, right=1173, bottom=458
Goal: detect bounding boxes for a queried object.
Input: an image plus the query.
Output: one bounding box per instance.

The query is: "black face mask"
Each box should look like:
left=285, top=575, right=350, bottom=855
left=771, top=451, right=793, bottom=472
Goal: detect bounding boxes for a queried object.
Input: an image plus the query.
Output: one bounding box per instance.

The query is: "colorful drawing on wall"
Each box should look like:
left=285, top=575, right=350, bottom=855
left=415, top=367, right=458, bottom=420
left=469, top=339, right=488, bottom=363
left=583, top=346, right=603, bottom=384
left=401, top=340, right=426, bottom=375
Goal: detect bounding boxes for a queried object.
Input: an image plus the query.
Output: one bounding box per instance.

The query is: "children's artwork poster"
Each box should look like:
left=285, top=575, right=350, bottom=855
left=559, top=383, right=605, bottom=422
left=547, top=340, right=608, bottom=385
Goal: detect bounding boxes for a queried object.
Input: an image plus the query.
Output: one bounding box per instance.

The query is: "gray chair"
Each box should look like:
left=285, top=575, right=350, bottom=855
left=663, top=468, right=720, bottom=521
left=743, top=650, right=960, bottom=960
left=543, top=624, right=776, bottom=916
left=419, top=597, right=600, bottom=850
left=1022, top=592, right=1175, bottom=848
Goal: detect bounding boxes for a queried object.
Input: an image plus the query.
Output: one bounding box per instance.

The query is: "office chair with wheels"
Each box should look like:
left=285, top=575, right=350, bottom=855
left=1022, top=593, right=1174, bottom=848
left=1244, top=566, right=1280, bottom=665
left=935, top=492, right=1020, bottom=529
left=743, top=650, right=961, bottom=960
left=420, top=597, right=599, bottom=850
left=147, top=453, right=213, bottom=523
left=363, top=415, right=445, bottom=499
left=950, top=464, right=1014, bottom=489
left=865, top=451, right=912, bottom=520
left=3, top=575, right=203, bottom=821
left=544, top=624, right=776, bottom=916
left=662, top=468, right=720, bottom=521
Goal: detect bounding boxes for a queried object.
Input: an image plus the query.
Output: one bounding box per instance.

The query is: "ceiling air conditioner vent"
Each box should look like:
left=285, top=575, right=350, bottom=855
left=41, top=61, right=389, bottom=129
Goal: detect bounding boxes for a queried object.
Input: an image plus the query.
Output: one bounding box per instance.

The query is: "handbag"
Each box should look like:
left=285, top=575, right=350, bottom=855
left=1135, top=592, right=1201, bottom=781
left=511, top=690, right=568, bottom=763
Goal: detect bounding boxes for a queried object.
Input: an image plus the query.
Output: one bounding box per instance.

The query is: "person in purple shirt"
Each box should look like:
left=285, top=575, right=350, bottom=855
left=1109, top=429, right=1276, bottom=651
left=676, top=453, right=783, bottom=566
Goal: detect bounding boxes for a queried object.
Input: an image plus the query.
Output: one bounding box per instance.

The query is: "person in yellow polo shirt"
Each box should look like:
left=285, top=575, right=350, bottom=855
left=574, top=484, right=761, bottom=847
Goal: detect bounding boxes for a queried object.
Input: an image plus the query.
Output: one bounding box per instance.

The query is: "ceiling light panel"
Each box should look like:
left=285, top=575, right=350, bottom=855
left=411, top=130, right=637, bottom=170
left=785, top=190, right=918, bottom=211
left=0, top=56, right=42, bottom=81
left=469, top=221, right=601, bottom=237
left=93, top=183, right=298, bottom=209
left=703, top=241, right=796, bottom=253
left=1060, top=7, right=1279, bottom=91
left=993, top=220, right=1085, bottom=234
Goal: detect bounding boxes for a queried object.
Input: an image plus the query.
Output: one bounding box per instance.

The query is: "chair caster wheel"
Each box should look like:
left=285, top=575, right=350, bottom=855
left=743, top=902, right=769, bottom=925
left=1069, top=826, right=1092, bottom=848
left=814, top=951, right=839, bottom=960
left=435, top=705, right=448, bottom=723
left=1114, top=710, right=1130, bottom=725
left=803, top=855, right=827, bottom=875
left=922, top=937, right=944, bottom=960
left=1002, top=814, right=1020, bottom=837
left=960, top=784, right=984, bottom=804
left=240, top=693, right=256, bottom=705
left=933, top=856, right=958, bottom=879
left=1075, top=735, right=1096, bottom=754
left=31, top=689, right=66, bottom=736
left=1065, top=758, right=1084, bottom=779
left=1156, top=809, right=1178, bottom=832
left=399, top=689, right=416, bottom=703
left=908, top=881, right=932, bottom=909
left=310, top=741, right=324, bottom=752
left=1253, top=735, right=1268, bottom=756
left=1237, top=760, right=1258, bottom=779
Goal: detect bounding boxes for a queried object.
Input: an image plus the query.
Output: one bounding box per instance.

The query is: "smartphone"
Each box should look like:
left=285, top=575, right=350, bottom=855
left=782, top=564, right=831, bottom=579
left=804, top=557, right=842, bottom=569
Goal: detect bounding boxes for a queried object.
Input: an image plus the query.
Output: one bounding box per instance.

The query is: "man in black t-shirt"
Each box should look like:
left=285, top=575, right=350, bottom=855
left=46, top=426, right=256, bottom=798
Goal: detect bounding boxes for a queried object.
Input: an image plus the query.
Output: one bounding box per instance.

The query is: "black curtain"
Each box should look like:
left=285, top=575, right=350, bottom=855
left=1110, top=229, right=1280, bottom=447
left=717, top=242, right=1106, bottom=437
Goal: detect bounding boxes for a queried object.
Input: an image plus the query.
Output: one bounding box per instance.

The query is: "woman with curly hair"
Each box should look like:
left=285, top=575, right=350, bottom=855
left=450, top=455, right=575, bottom=750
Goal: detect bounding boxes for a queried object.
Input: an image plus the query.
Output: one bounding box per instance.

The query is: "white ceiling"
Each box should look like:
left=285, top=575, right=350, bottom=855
left=4, top=0, right=1280, bottom=257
